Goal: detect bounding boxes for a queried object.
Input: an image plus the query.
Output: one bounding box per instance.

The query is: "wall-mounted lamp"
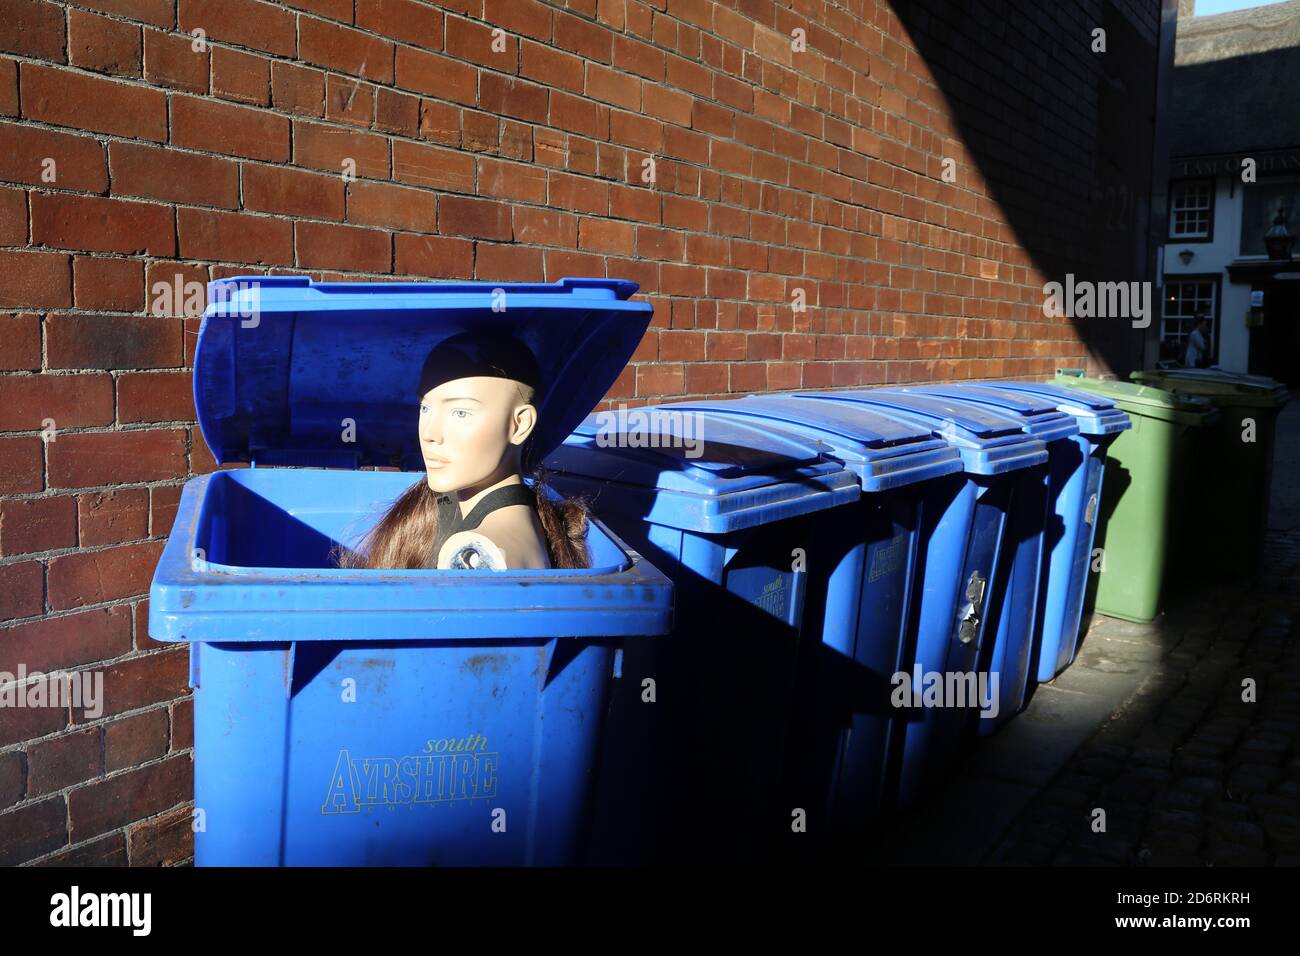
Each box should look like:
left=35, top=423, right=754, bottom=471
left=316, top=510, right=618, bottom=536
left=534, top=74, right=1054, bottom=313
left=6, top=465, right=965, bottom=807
left=1178, top=248, right=1194, bottom=266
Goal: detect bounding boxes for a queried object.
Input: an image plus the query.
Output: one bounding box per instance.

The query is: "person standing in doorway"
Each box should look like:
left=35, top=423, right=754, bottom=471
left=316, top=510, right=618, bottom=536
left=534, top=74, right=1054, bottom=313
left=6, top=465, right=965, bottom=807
left=1184, top=313, right=1211, bottom=368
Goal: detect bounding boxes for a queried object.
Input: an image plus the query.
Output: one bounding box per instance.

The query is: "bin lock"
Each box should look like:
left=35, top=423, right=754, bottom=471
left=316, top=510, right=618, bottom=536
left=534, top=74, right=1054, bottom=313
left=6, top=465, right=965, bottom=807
left=957, top=571, right=987, bottom=644
left=1085, top=493, right=1098, bottom=526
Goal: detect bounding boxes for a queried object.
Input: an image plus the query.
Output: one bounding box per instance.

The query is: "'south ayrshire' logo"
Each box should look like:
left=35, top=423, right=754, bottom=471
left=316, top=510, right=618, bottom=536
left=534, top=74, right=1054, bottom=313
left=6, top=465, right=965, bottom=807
left=321, top=734, right=499, bottom=813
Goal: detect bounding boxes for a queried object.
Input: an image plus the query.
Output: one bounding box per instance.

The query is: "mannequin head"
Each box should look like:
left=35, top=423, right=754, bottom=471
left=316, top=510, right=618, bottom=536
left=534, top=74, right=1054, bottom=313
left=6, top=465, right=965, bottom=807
left=335, top=330, right=590, bottom=571
left=417, top=332, right=541, bottom=495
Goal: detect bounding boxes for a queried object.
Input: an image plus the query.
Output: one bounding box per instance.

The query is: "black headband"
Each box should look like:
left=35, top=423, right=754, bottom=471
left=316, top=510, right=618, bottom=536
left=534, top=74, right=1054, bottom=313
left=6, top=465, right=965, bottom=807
left=417, top=330, right=541, bottom=397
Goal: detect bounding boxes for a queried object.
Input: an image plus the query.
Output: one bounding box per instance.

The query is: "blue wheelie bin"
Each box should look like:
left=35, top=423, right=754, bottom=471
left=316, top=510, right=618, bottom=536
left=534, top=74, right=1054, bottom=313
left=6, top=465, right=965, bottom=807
left=885, top=384, right=1085, bottom=697
left=545, top=407, right=859, bottom=861
left=973, top=382, right=1131, bottom=679
left=791, top=390, right=1049, bottom=805
left=148, top=276, right=674, bottom=867
left=652, top=395, right=963, bottom=837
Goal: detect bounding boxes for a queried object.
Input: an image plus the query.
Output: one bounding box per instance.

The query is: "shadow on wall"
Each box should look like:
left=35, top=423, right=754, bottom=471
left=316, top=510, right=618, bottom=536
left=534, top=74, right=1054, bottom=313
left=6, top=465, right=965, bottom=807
left=888, top=0, right=1164, bottom=375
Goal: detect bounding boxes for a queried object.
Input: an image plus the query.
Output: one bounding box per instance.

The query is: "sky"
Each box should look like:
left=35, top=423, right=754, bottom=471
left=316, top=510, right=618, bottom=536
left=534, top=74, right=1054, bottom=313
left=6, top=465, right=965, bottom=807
left=1194, top=0, right=1292, bottom=15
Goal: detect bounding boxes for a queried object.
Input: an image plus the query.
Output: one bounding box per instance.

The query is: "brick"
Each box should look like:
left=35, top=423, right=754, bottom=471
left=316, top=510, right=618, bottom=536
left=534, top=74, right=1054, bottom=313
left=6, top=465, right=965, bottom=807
left=394, top=46, right=476, bottom=103
left=170, top=697, right=192, bottom=751
left=104, top=708, right=169, bottom=772
left=46, top=314, right=182, bottom=370
left=212, top=45, right=269, bottom=105
left=0, top=435, right=43, bottom=493
left=271, top=60, right=324, bottom=116
left=418, top=99, right=461, bottom=146
left=0, top=494, right=76, bottom=555
left=0, top=559, right=42, bottom=620
left=171, top=94, right=289, bottom=162
left=178, top=0, right=295, bottom=58
left=483, top=0, right=552, bottom=42
left=0, top=797, right=67, bottom=866
left=0, top=313, right=40, bottom=370
left=145, top=262, right=209, bottom=319
left=346, top=180, right=436, bottom=232
left=479, top=73, right=548, bottom=124
left=295, top=220, right=390, bottom=273
left=438, top=196, right=510, bottom=240
left=0, top=56, right=16, bottom=115
left=117, top=371, right=196, bottom=424
left=554, top=10, right=611, bottom=62
left=72, top=256, right=144, bottom=312
left=393, top=233, right=473, bottom=278
left=550, top=171, right=607, bottom=215
left=477, top=242, right=543, bottom=281
left=585, top=63, right=640, bottom=110
left=375, top=87, right=419, bottom=137
left=0, top=604, right=132, bottom=687
left=20, top=62, right=166, bottom=141
left=513, top=206, right=577, bottom=246
left=293, top=120, right=388, bottom=178
left=324, top=73, right=374, bottom=127
left=48, top=540, right=165, bottom=609
left=68, top=8, right=142, bottom=77
left=0, top=184, right=24, bottom=243
left=109, top=141, right=239, bottom=209
left=27, top=727, right=103, bottom=797
left=34, top=833, right=128, bottom=866
left=67, top=752, right=189, bottom=842
left=392, top=140, right=474, bottom=192
left=31, top=193, right=175, bottom=256
left=356, top=0, right=444, bottom=51
left=0, top=0, right=66, bottom=61
left=281, top=0, right=351, bottom=19
left=177, top=207, right=293, bottom=266
left=579, top=217, right=635, bottom=255
left=0, top=120, right=111, bottom=192
left=478, top=157, right=545, bottom=204
left=127, top=804, right=193, bottom=864
left=243, top=163, right=344, bottom=220
left=149, top=483, right=183, bottom=535
left=445, top=15, right=517, bottom=71
left=76, top=1, right=173, bottom=27
left=189, top=423, right=216, bottom=472
left=78, top=487, right=150, bottom=545
left=299, top=16, right=395, bottom=84
left=80, top=647, right=189, bottom=722
left=0, top=750, right=23, bottom=809
left=0, top=250, right=70, bottom=309
left=143, top=27, right=208, bottom=93
left=0, top=372, right=114, bottom=432
left=47, top=429, right=187, bottom=488
left=522, top=41, right=584, bottom=94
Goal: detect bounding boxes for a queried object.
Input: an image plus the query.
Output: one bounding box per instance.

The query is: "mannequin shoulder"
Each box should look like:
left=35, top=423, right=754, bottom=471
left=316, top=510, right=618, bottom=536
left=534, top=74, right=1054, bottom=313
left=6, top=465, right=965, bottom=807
left=441, top=506, right=550, bottom=570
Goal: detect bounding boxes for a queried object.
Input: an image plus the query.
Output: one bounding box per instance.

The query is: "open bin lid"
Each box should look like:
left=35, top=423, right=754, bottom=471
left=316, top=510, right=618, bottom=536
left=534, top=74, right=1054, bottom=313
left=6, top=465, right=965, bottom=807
left=654, top=396, right=962, bottom=492
left=546, top=406, right=860, bottom=534
left=887, top=383, right=1081, bottom=444
left=793, top=389, right=1049, bottom=475
left=194, top=276, right=653, bottom=470
left=975, top=381, right=1132, bottom=437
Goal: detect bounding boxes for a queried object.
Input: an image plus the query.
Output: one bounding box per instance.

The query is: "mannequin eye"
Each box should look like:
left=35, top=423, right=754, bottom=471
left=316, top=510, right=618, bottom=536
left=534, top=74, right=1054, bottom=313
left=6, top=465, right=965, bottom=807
left=418, top=403, right=429, bottom=415
left=450, top=408, right=473, bottom=420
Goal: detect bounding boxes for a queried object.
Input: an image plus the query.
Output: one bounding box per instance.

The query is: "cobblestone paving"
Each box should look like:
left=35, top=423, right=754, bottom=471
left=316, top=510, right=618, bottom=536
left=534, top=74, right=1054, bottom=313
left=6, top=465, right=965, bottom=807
left=987, top=531, right=1300, bottom=866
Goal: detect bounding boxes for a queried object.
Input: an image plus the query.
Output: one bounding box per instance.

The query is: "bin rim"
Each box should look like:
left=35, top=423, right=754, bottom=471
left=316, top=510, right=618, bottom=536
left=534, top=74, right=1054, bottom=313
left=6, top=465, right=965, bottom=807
left=1053, top=374, right=1221, bottom=426
left=1129, top=370, right=1289, bottom=408
left=148, top=472, right=676, bottom=642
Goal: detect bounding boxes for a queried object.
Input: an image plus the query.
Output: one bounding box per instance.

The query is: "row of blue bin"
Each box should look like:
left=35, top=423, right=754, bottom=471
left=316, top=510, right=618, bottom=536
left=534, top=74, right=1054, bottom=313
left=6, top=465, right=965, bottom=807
left=151, top=277, right=1131, bottom=866
left=546, top=382, right=1130, bottom=861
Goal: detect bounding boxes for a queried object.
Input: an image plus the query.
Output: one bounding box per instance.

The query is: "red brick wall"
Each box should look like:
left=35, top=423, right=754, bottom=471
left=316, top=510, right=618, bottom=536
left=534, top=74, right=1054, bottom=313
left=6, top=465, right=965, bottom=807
left=0, top=0, right=1164, bottom=864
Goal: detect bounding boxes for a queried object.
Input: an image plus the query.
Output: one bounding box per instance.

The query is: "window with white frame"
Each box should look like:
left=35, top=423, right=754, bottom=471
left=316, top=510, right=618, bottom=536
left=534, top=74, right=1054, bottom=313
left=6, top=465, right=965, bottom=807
left=1169, top=179, right=1214, bottom=240
left=1160, top=278, right=1217, bottom=361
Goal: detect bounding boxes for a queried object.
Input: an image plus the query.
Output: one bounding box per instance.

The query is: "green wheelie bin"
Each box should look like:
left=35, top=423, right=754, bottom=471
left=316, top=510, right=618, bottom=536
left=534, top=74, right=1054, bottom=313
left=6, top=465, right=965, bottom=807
left=1129, top=368, right=1289, bottom=577
left=1054, top=370, right=1219, bottom=623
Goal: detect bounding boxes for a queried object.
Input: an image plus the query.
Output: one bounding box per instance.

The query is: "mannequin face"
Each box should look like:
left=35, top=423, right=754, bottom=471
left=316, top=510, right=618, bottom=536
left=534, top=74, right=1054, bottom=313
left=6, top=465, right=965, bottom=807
left=418, top=375, right=537, bottom=495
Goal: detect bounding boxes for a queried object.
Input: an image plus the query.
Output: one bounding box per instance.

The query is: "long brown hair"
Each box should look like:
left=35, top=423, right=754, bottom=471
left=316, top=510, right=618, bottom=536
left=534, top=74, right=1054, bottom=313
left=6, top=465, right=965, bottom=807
left=334, top=468, right=590, bottom=570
